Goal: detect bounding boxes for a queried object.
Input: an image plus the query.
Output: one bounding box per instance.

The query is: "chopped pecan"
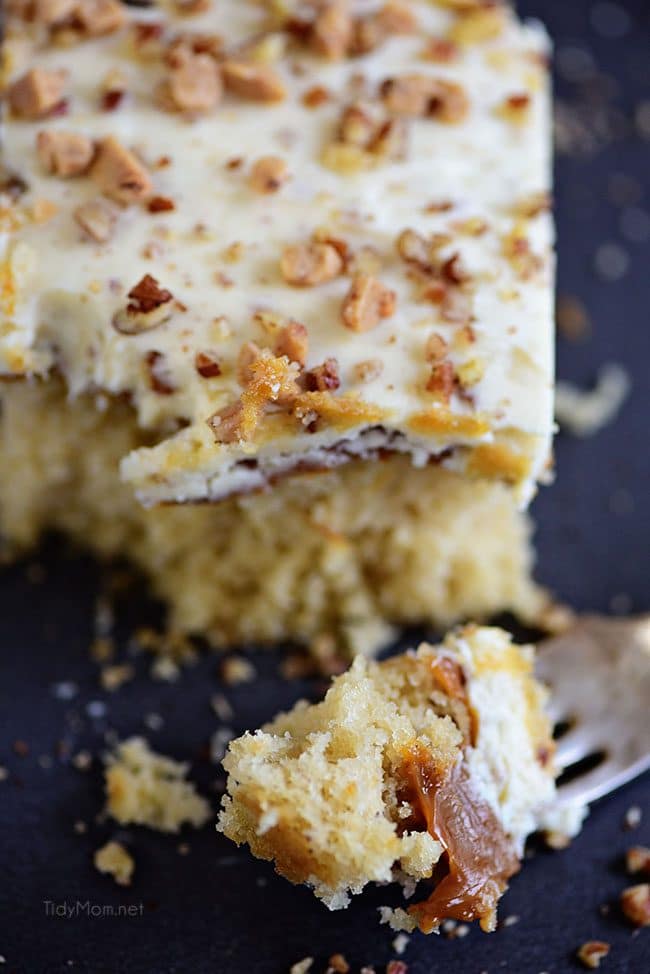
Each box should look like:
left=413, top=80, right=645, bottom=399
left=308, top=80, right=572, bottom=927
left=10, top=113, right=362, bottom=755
left=353, top=358, right=383, bottom=382
left=396, top=228, right=444, bottom=271
left=207, top=400, right=251, bottom=444
left=280, top=242, right=343, bottom=286
left=512, top=190, right=551, bottom=219
left=147, top=195, right=175, bottom=213
left=90, top=136, right=152, bottom=205
left=302, top=85, right=331, bottom=108
left=174, top=0, right=210, bottom=15
left=274, top=321, right=309, bottom=366
left=167, top=53, right=222, bottom=113
left=237, top=341, right=262, bottom=386
left=305, top=357, right=340, bottom=392
left=422, top=37, right=459, bottom=63
left=194, top=351, right=221, bottom=378
left=74, top=196, right=120, bottom=242
left=32, top=0, right=76, bottom=25
left=381, top=74, right=469, bottom=123
left=113, top=274, right=174, bottom=334
left=502, top=224, right=543, bottom=279
left=341, top=274, right=396, bottom=332
left=369, top=117, right=408, bottom=160
left=73, top=0, right=127, bottom=37
left=496, top=93, right=531, bottom=125
left=221, top=61, right=286, bottom=102
left=36, top=130, right=94, bottom=177
left=208, top=351, right=300, bottom=443
left=620, top=884, right=650, bottom=926
left=449, top=6, right=506, bottom=45
left=7, top=68, right=66, bottom=120
left=145, top=350, right=176, bottom=395
left=248, top=155, right=289, bottom=194
left=440, top=287, right=473, bottom=324
left=626, top=846, right=650, bottom=876
left=576, top=942, right=610, bottom=970
left=424, top=332, right=448, bottom=362
left=338, top=103, right=376, bottom=147
left=426, top=360, right=455, bottom=401
left=101, top=73, right=126, bottom=112
left=353, top=1, right=416, bottom=54
left=311, top=1, right=353, bottom=60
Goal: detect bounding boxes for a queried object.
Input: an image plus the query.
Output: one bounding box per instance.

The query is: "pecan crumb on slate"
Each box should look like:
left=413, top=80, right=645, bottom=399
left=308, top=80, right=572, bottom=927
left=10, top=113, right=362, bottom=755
left=576, top=942, right=610, bottom=970
left=620, top=883, right=650, bottom=926
left=626, top=846, right=650, bottom=876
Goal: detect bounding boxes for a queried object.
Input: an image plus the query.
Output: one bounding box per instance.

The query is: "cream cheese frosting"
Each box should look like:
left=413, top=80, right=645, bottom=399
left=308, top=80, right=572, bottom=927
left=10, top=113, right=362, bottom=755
left=1, top=0, right=554, bottom=506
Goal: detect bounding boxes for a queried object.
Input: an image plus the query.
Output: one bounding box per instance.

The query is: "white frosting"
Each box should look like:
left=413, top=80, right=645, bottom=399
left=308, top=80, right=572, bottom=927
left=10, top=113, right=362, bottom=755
left=1, top=1, right=554, bottom=505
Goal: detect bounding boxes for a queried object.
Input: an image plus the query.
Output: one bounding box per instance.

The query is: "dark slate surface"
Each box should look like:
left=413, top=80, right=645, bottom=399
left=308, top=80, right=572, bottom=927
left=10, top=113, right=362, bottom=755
left=0, top=1, right=648, bottom=971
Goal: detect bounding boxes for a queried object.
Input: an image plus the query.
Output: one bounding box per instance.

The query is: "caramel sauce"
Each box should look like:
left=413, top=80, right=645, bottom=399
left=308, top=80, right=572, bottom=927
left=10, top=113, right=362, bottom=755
left=429, top=656, right=467, bottom=703
left=399, top=744, right=520, bottom=933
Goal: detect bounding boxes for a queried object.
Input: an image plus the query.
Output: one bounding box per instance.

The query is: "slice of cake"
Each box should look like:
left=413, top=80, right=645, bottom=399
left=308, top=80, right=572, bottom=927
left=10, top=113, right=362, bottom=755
left=218, top=626, right=576, bottom=932
left=0, top=0, right=554, bottom=653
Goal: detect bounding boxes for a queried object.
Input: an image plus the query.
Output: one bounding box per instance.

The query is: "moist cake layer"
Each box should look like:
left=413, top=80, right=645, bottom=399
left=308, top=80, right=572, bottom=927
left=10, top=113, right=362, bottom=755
left=1, top=0, right=554, bottom=506
left=218, top=626, right=572, bottom=930
left=0, top=380, right=542, bottom=655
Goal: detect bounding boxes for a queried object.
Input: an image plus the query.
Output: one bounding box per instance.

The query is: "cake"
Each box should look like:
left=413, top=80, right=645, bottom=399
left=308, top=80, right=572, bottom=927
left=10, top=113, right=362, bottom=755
left=218, top=625, right=573, bottom=932
left=0, top=0, right=554, bottom=654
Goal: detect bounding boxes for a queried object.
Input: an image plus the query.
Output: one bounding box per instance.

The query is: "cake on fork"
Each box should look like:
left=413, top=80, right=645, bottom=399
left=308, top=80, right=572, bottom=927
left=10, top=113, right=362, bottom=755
left=218, top=626, right=576, bottom=931
left=0, top=0, right=554, bottom=654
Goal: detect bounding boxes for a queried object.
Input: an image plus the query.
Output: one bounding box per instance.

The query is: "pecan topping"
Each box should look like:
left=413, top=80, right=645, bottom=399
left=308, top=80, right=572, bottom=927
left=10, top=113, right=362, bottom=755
left=341, top=274, right=396, bottom=332
left=449, top=5, right=506, bottom=45
left=369, top=117, right=409, bottom=160
left=424, top=332, right=448, bottom=362
left=311, top=1, right=353, bottom=60
left=426, top=360, right=455, bottom=401
left=90, top=136, right=152, bottom=205
left=73, top=0, right=127, bottom=37
left=422, top=38, right=459, bottom=63
left=496, top=93, right=531, bottom=125
left=620, top=884, right=650, bottom=927
left=274, top=321, right=309, bottom=366
left=113, top=275, right=174, bottom=334
left=502, top=224, right=543, bottom=279
left=194, top=351, right=222, bottom=378
left=237, top=341, right=262, bottom=386
left=7, top=69, right=66, bottom=120
left=248, top=155, right=289, bottom=194
left=167, top=54, right=222, bottom=113
left=353, top=1, right=416, bottom=54
left=31, top=0, right=76, bottom=25
left=305, top=357, right=340, bottom=392
left=353, top=358, right=383, bottom=382
left=36, top=131, right=94, bottom=178
left=221, top=61, right=286, bottom=102
left=576, top=942, right=610, bottom=970
left=381, top=75, right=469, bottom=123
left=338, top=103, right=376, bottom=147
left=302, top=85, right=330, bottom=108
left=73, top=197, right=120, bottom=243
left=145, top=350, right=175, bottom=395
left=280, top=242, right=343, bottom=287
left=147, top=195, right=175, bottom=213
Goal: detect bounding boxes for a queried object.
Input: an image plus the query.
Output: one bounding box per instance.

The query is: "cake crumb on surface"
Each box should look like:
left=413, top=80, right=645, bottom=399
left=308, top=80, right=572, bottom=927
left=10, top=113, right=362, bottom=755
left=94, top=840, right=134, bottom=887
left=105, top=737, right=211, bottom=833
left=555, top=364, right=630, bottom=437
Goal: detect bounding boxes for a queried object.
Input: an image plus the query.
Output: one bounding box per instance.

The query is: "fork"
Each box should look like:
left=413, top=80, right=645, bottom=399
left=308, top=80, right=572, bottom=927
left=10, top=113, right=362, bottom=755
left=535, top=614, right=650, bottom=809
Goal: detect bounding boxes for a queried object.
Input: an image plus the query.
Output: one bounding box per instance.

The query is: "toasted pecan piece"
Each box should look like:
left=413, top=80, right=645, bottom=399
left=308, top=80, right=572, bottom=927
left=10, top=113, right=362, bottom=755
left=338, top=103, right=376, bottom=147
left=305, top=357, right=340, bottom=392
left=208, top=351, right=300, bottom=443
left=341, top=274, right=396, bottom=332
left=369, top=117, right=409, bottom=160
left=73, top=0, right=127, bottom=37
left=113, top=274, right=175, bottom=334
left=576, top=942, right=610, bottom=970
left=168, top=53, right=222, bottom=113
left=281, top=242, right=343, bottom=287
left=311, top=1, right=353, bottom=60
left=248, top=155, right=289, bottom=194
left=353, top=1, right=416, bottom=54
left=381, top=74, right=469, bottom=123
left=426, top=360, right=455, bottom=401
left=7, top=68, right=66, bottom=120
left=74, top=196, right=120, bottom=242
left=237, top=341, right=263, bottom=386
left=36, top=130, right=95, bottom=177
left=626, top=846, right=650, bottom=876
left=32, top=0, right=76, bottom=25
left=221, top=61, right=286, bottom=102
left=424, top=332, right=448, bottom=362
left=90, top=135, right=152, bottom=205
left=274, top=321, right=309, bottom=366
left=194, top=351, right=222, bottom=378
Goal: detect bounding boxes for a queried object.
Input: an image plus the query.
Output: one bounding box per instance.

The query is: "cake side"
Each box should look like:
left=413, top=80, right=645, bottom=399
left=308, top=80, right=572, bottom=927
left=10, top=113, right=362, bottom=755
left=0, top=379, right=544, bottom=655
left=1, top=0, right=554, bottom=507
left=218, top=626, right=568, bottom=930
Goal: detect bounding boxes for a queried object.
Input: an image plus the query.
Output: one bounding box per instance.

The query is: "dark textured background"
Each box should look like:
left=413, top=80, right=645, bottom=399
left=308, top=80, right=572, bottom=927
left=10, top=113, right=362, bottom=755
left=1, top=1, right=649, bottom=971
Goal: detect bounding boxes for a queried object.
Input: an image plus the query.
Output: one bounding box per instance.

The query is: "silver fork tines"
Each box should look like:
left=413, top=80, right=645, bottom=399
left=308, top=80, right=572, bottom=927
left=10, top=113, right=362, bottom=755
left=535, top=615, right=650, bottom=809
